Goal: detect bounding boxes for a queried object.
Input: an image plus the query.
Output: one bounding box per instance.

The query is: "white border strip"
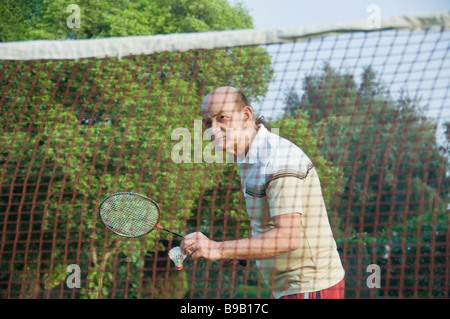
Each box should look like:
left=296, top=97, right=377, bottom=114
left=0, top=11, right=449, bottom=61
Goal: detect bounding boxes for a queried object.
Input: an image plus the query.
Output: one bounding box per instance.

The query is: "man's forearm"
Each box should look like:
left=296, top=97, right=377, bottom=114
left=181, top=213, right=301, bottom=261
left=218, top=227, right=300, bottom=260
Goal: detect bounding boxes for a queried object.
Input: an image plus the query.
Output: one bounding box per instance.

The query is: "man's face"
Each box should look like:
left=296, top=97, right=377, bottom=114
left=201, top=88, right=247, bottom=154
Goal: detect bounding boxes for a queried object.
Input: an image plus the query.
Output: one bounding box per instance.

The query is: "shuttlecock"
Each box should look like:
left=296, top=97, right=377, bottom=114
left=168, top=246, right=187, bottom=270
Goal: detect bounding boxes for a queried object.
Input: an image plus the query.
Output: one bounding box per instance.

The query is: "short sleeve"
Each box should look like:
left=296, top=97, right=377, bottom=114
left=266, top=176, right=304, bottom=217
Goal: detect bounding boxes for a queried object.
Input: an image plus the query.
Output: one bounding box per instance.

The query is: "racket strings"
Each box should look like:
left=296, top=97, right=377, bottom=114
left=100, top=193, right=159, bottom=237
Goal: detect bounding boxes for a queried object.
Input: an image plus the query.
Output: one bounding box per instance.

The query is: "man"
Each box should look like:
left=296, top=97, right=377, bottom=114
left=181, top=86, right=345, bottom=299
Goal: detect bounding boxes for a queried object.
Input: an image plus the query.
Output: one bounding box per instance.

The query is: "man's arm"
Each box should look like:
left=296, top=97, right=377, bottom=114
left=180, top=212, right=301, bottom=261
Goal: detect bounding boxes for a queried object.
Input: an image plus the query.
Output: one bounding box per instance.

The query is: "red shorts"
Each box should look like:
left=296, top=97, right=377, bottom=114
left=278, top=279, right=345, bottom=299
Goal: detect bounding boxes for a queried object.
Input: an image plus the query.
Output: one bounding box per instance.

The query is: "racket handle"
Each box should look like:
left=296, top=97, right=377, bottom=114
left=156, top=224, right=183, bottom=238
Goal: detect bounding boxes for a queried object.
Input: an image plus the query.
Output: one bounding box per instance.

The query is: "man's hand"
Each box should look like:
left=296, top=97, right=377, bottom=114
left=180, top=232, right=222, bottom=261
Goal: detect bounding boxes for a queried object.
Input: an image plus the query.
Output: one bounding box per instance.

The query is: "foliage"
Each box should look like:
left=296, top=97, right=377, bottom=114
left=0, top=0, right=273, bottom=298
left=340, top=212, right=448, bottom=298
left=0, top=0, right=253, bottom=41
left=283, top=63, right=449, bottom=298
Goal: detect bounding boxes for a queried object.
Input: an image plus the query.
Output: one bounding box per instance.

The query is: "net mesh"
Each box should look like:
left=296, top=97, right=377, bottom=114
left=99, top=193, right=159, bottom=238
left=0, top=15, right=449, bottom=299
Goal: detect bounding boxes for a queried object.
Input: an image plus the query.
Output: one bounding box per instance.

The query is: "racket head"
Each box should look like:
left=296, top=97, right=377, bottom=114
left=98, top=192, right=161, bottom=238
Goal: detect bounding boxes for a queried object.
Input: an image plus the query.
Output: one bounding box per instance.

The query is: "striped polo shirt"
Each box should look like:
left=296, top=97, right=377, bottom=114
left=237, top=124, right=345, bottom=298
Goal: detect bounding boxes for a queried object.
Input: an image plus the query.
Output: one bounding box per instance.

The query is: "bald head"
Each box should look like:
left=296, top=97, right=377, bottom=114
left=201, top=86, right=249, bottom=116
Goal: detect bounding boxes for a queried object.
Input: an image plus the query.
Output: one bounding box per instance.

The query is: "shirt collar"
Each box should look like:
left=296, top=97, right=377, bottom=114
left=236, top=124, right=268, bottom=165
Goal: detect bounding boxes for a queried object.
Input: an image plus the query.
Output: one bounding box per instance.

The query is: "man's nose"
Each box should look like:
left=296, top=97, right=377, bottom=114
left=210, top=120, right=222, bottom=134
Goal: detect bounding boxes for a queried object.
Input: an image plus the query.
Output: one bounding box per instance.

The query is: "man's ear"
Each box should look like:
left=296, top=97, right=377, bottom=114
left=242, top=105, right=253, bottom=121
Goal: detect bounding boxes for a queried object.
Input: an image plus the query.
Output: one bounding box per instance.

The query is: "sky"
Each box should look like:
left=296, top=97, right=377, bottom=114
left=233, top=0, right=450, bottom=30
left=227, top=0, right=449, bottom=132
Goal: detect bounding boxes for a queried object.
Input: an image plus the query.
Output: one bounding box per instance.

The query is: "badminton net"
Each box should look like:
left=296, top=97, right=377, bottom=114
left=0, top=12, right=449, bottom=299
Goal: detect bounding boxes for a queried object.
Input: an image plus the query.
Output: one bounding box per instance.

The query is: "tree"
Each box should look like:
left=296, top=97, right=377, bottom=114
left=0, top=0, right=273, bottom=298
left=286, top=63, right=448, bottom=228
left=0, top=0, right=253, bottom=41
left=283, top=63, right=449, bottom=297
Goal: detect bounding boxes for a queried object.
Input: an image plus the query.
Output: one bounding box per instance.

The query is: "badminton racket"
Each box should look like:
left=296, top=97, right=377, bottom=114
left=98, top=192, right=182, bottom=238
left=98, top=192, right=247, bottom=266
